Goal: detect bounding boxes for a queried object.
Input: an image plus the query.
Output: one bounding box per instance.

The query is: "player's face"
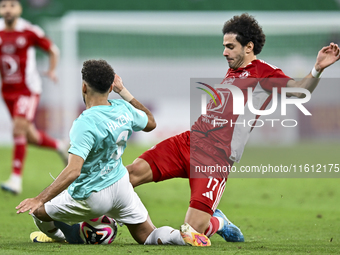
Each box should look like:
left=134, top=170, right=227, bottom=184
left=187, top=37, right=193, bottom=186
left=0, top=0, right=22, bottom=25
left=223, top=33, right=246, bottom=70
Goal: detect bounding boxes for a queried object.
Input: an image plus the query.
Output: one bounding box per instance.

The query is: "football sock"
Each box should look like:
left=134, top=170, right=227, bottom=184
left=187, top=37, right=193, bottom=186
left=204, top=216, right=222, bottom=237
left=12, top=135, right=27, bottom=175
left=54, top=221, right=84, bottom=244
left=144, top=226, right=185, bottom=245
left=37, top=131, right=58, bottom=149
left=32, top=214, right=65, bottom=241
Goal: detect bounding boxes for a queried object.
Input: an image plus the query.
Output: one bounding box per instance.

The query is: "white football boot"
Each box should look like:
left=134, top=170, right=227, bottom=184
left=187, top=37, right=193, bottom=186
left=1, top=174, right=22, bottom=195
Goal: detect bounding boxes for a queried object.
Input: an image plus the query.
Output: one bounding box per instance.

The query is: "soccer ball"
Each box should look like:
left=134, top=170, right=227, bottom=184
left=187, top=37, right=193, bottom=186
left=80, top=215, right=118, bottom=244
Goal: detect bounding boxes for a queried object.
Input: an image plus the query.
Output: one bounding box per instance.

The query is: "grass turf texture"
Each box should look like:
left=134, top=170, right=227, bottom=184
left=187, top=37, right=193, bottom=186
left=0, top=143, right=339, bottom=254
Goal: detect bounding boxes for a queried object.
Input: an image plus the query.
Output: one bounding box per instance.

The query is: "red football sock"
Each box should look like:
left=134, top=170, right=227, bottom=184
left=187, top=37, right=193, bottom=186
left=12, top=135, right=27, bottom=176
left=37, top=131, right=58, bottom=149
left=204, top=216, right=220, bottom=237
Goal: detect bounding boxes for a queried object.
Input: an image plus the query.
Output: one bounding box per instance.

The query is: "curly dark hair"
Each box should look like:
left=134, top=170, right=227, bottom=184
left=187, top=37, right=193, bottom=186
left=81, top=59, right=115, bottom=93
left=222, top=13, right=266, bottom=55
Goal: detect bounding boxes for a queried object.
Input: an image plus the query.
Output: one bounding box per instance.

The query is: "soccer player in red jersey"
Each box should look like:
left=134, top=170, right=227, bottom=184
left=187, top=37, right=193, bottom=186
left=0, top=0, right=67, bottom=194
left=127, top=13, right=340, bottom=245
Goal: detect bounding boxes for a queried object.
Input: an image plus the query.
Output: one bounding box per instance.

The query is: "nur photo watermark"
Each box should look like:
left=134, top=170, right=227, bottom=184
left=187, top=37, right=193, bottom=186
left=190, top=78, right=340, bottom=178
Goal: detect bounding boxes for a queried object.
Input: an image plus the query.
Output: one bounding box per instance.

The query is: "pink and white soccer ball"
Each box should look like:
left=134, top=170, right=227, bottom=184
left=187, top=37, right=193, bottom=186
left=80, top=215, right=118, bottom=244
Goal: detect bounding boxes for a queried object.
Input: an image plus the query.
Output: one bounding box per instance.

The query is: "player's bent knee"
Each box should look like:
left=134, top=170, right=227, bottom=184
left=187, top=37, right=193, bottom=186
left=13, top=117, right=29, bottom=137
left=33, top=206, right=54, bottom=222
left=127, top=158, right=153, bottom=187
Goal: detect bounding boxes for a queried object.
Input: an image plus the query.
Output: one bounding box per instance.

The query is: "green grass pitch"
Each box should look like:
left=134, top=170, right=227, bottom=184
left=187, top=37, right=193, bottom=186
left=0, top=143, right=339, bottom=254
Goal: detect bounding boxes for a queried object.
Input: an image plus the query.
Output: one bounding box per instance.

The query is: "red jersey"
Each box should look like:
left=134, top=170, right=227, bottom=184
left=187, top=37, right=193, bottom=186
left=0, top=18, right=52, bottom=100
left=191, top=59, right=291, bottom=163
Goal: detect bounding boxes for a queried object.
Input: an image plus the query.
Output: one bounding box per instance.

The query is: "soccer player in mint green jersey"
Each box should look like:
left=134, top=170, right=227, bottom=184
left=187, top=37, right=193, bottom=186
left=15, top=59, right=200, bottom=246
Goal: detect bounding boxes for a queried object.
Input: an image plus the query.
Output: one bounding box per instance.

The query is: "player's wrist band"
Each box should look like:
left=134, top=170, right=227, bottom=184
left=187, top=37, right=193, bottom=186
left=119, top=88, right=134, bottom=102
left=311, top=66, right=322, bottom=78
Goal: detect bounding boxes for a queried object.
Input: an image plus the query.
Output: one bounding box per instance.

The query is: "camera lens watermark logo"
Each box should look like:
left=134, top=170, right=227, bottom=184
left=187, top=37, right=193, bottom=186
left=197, top=81, right=312, bottom=128
left=196, top=82, right=222, bottom=115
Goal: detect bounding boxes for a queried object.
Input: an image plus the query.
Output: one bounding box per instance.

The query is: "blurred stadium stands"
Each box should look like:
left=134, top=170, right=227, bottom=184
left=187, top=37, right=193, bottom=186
left=21, top=0, right=340, bottom=25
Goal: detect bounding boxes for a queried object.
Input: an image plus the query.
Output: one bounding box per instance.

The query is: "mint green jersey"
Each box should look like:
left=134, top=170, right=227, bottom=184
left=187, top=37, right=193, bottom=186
left=68, top=99, right=147, bottom=200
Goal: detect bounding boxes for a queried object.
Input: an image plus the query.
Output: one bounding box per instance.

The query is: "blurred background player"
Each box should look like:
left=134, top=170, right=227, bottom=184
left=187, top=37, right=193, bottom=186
left=0, top=0, right=66, bottom=195
left=127, top=13, right=340, bottom=243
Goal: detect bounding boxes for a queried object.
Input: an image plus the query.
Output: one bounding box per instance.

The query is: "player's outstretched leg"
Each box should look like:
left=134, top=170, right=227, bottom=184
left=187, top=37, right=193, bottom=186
left=180, top=223, right=211, bottom=246
left=213, top=209, right=244, bottom=242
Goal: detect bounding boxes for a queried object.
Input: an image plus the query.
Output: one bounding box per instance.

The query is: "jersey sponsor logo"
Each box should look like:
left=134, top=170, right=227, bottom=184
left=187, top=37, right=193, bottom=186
left=16, top=36, right=27, bottom=48
left=196, top=82, right=228, bottom=115
left=1, top=44, right=16, bottom=54
left=207, top=90, right=230, bottom=114
left=196, top=82, right=222, bottom=106
left=1, top=55, right=22, bottom=83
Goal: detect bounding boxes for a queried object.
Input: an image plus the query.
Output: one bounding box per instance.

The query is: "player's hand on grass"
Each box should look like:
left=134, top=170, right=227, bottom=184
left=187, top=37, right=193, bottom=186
left=112, top=74, right=124, bottom=93
left=16, top=198, right=43, bottom=215
left=315, top=43, right=340, bottom=72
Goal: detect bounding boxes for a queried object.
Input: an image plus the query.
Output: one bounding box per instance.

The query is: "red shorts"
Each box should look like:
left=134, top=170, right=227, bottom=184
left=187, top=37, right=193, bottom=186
left=3, top=94, right=39, bottom=121
left=139, top=131, right=228, bottom=215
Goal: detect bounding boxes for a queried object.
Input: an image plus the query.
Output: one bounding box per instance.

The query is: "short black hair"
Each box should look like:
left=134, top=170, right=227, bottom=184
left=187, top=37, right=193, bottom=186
left=81, top=59, right=115, bottom=94
left=222, top=13, right=266, bottom=55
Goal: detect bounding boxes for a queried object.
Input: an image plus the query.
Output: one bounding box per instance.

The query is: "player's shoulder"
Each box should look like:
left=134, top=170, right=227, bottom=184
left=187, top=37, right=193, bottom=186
left=251, top=59, right=284, bottom=77
left=17, top=18, right=45, bottom=37
left=255, top=59, right=280, bottom=70
left=109, top=99, right=132, bottom=110
left=73, top=111, right=96, bottom=129
left=109, top=99, right=146, bottom=119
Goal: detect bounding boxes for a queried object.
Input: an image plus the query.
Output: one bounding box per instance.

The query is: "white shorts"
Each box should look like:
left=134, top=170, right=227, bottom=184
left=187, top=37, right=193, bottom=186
left=45, top=172, right=147, bottom=225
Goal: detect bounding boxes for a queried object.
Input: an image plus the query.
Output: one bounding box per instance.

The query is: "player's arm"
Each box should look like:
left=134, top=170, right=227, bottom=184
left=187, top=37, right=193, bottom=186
left=286, top=43, right=340, bottom=98
left=112, top=74, right=156, bottom=132
left=31, top=24, right=59, bottom=83
left=15, top=154, right=83, bottom=215
left=45, top=44, right=59, bottom=83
